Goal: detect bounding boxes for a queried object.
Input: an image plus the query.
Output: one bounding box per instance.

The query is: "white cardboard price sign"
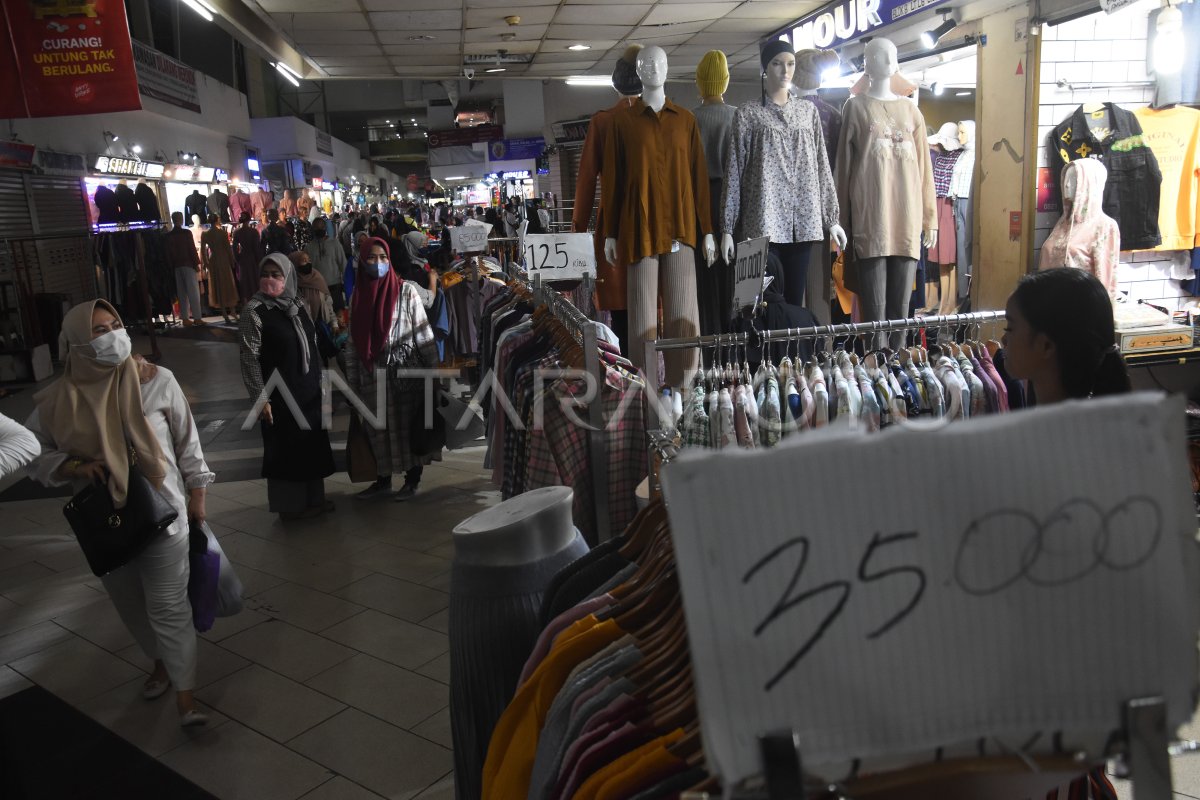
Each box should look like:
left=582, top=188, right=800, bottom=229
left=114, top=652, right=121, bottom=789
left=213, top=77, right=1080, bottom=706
left=449, top=221, right=491, bottom=254
left=523, top=232, right=595, bottom=281
left=661, top=393, right=1198, bottom=787
left=731, top=236, right=769, bottom=317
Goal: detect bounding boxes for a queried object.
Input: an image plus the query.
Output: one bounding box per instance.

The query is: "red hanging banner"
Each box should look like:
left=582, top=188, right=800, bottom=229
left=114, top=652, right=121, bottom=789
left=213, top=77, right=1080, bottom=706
left=0, top=0, right=142, bottom=119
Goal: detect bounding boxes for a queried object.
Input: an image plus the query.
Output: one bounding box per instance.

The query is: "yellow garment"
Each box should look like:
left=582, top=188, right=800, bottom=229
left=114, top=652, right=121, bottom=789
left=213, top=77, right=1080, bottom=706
left=1134, top=106, right=1200, bottom=250
left=573, top=728, right=687, bottom=800
left=33, top=300, right=167, bottom=505
left=482, top=615, right=624, bottom=799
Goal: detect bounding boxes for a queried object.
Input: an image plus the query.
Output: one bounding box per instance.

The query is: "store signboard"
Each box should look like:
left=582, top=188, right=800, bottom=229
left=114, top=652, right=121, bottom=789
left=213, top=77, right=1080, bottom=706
left=501, top=170, right=532, bottom=181
left=730, top=236, right=770, bottom=317
left=523, top=233, right=595, bottom=281
left=1036, top=166, right=1060, bottom=213
left=0, top=141, right=36, bottom=168
left=489, top=136, right=545, bottom=161
left=0, top=0, right=142, bottom=118
left=316, top=130, right=333, bottom=156
left=774, top=0, right=952, bottom=51
left=130, top=40, right=200, bottom=114
left=551, top=118, right=591, bottom=145
left=95, top=156, right=165, bottom=179
left=169, top=163, right=215, bottom=183
left=427, top=125, right=503, bottom=148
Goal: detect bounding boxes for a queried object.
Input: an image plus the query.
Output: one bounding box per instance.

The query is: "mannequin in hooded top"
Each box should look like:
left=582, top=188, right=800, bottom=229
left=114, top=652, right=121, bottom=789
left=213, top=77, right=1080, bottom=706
left=207, top=187, right=231, bottom=225
left=948, top=120, right=976, bottom=307
left=115, top=180, right=137, bottom=224
left=134, top=178, right=160, bottom=223
left=184, top=190, right=208, bottom=228
left=572, top=44, right=643, bottom=355
left=722, top=41, right=846, bottom=315
left=794, top=47, right=844, bottom=325
left=835, top=37, right=936, bottom=350
left=1036, top=158, right=1119, bottom=293
left=692, top=50, right=738, bottom=335
left=602, top=45, right=715, bottom=391
left=95, top=183, right=120, bottom=224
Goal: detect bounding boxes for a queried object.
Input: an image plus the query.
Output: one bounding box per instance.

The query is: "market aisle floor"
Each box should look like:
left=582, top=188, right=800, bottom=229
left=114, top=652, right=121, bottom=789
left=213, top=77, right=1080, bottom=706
left=0, top=323, right=1199, bottom=799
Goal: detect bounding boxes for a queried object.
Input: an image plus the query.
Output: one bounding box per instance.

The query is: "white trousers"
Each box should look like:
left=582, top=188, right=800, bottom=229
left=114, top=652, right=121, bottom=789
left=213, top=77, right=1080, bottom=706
left=627, top=245, right=700, bottom=389
left=101, top=529, right=197, bottom=691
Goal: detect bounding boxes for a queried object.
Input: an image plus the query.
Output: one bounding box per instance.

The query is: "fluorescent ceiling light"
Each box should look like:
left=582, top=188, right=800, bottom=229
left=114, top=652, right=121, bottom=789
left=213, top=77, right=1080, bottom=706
left=486, top=68, right=506, bottom=73
left=274, top=61, right=302, bottom=86
left=181, top=0, right=214, bottom=22
left=444, top=176, right=467, bottom=180
left=955, top=91, right=971, bottom=96
left=566, top=75, right=613, bottom=87
left=568, top=44, right=591, bottom=51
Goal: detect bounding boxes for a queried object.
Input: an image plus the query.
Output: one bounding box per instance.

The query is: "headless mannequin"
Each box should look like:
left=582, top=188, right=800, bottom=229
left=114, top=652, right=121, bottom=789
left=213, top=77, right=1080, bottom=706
left=721, top=53, right=847, bottom=265
left=452, top=486, right=577, bottom=566
left=603, top=46, right=715, bottom=268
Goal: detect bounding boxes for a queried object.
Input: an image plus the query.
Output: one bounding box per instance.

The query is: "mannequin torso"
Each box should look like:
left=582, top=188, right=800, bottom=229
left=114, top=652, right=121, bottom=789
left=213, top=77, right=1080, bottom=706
left=452, top=486, right=578, bottom=567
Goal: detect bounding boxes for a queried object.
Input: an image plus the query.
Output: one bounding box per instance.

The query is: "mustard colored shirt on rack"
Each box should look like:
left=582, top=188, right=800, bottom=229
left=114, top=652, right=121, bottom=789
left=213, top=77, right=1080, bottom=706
left=1133, top=105, right=1200, bottom=250
left=482, top=615, right=625, bottom=799
left=601, top=98, right=713, bottom=265
left=835, top=95, right=937, bottom=261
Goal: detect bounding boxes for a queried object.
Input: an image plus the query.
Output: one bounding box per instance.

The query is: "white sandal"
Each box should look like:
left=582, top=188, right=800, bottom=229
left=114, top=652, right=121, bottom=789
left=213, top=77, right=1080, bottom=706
left=142, top=678, right=170, bottom=700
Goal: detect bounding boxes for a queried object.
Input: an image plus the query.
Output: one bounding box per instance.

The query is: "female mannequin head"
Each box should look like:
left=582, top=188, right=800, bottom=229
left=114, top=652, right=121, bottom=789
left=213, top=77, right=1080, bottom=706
left=864, top=38, right=899, bottom=82
left=635, top=46, right=668, bottom=90
left=763, top=49, right=796, bottom=93
left=1004, top=268, right=1130, bottom=402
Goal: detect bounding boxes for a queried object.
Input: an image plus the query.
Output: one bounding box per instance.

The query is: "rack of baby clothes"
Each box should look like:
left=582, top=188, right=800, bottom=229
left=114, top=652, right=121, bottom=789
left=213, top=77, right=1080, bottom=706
left=482, top=272, right=647, bottom=546
left=482, top=496, right=715, bottom=800
left=648, top=310, right=1024, bottom=452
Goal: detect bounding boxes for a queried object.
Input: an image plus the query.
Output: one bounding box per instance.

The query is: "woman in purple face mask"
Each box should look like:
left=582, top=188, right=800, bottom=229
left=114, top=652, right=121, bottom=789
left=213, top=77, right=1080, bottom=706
left=237, top=253, right=335, bottom=520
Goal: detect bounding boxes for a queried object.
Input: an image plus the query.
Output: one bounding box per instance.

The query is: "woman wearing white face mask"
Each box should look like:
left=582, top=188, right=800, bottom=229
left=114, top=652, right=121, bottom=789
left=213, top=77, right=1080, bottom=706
left=25, top=300, right=213, bottom=726
left=238, top=253, right=335, bottom=520
left=343, top=237, right=440, bottom=501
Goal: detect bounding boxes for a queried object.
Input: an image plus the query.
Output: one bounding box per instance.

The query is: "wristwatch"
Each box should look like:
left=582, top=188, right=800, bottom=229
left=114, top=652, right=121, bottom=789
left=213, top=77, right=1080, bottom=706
left=65, top=458, right=84, bottom=476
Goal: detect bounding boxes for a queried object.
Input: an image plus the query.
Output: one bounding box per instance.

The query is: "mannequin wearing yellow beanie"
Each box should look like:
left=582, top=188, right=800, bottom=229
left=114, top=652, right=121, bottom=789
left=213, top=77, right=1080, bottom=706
left=693, top=50, right=737, bottom=334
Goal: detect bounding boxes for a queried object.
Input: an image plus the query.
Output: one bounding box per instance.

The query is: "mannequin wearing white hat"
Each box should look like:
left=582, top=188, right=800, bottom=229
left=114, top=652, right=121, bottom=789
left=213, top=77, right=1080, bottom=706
left=927, top=122, right=965, bottom=314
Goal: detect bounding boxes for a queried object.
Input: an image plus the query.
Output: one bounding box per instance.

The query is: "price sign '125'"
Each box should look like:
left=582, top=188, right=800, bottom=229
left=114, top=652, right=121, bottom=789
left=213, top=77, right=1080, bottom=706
left=523, top=233, right=595, bottom=281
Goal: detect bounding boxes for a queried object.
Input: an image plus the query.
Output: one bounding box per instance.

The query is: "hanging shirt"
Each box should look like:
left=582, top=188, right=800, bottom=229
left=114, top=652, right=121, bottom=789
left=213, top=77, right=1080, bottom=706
left=1133, top=105, right=1200, bottom=250
left=836, top=95, right=937, bottom=261
left=932, top=149, right=964, bottom=197
left=601, top=98, right=712, bottom=265
left=723, top=96, right=839, bottom=244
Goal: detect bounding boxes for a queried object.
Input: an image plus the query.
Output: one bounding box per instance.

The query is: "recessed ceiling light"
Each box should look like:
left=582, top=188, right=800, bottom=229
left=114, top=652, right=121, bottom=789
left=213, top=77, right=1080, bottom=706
left=486, top=67, right=506, bottom=73
left=956, top=91, right=971, bottom=96
left=568, top=44, right=591, bottom=51
left=410, top=118, right=415, bottom=122
left=385, top=119, right=390, bottom=123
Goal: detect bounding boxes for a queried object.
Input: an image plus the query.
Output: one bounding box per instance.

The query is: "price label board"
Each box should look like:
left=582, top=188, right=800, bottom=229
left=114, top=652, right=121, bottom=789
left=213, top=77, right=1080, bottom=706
left=731, top=236, right=769, bottom=318
left=523, top=232, right=595, bottom=281
left=449, top=222, right=490, bottom=254
left=661, top=393, right=1198, bottom=786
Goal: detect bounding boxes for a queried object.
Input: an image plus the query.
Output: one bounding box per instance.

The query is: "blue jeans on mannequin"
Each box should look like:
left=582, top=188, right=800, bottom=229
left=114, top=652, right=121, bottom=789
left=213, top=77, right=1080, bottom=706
left=856, top=256, right=917, bottom=350
left=768, top=241, right=818, bottom=308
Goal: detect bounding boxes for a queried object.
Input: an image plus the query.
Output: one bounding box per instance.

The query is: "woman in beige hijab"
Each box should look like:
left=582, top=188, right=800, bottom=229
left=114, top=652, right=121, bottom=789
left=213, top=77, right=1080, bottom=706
left=25, top=300, right=214, bottom=726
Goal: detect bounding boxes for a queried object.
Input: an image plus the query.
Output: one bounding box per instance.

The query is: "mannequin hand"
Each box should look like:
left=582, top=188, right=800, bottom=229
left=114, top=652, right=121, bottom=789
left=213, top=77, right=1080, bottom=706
left=721, top=233, right=736, bottom=265
left=923, top=228, right=938, bottom=250
left=703, top=234, right=715, bottom=267
left=829, top=224, right=848, bottom=251
left=604, top=238, right=618, bottom=266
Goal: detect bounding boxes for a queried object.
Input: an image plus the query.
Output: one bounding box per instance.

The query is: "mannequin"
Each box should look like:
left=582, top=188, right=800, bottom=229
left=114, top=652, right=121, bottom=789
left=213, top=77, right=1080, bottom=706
left=114, top=179, right=137, bottom=223
left=184, top=189, right=208, bottom=228
left=721, top=41, right=846, bottom=314
left=207, top=186, right=230, bottom=224
left=134, top=178, right=160, bottom=223
left=449, top=487, right=587, bottom=800
left=795, top=48, right=844, bottom=325
left=835, top=38, right=936, bottom=349
left=572, top=45, right=644, bottom=353
left=926, top=122, right=964, bottom=315
left=692, top=50, right=738, bottom=335
left=948, top=120, right=976, bottom=307
left=602, top=45, right=715, bottom=390
left=94, top=182, right=119, bottom=224
left=1036, top=158, right=1118, bottom=293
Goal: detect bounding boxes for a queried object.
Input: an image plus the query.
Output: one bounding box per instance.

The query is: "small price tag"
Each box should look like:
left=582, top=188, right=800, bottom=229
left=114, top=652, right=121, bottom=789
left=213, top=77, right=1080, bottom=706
left=449, top=222, right=490, bottom=254
left=731, top=236, right=770, bottom=318
left=523, top=232, right=595, bottom=281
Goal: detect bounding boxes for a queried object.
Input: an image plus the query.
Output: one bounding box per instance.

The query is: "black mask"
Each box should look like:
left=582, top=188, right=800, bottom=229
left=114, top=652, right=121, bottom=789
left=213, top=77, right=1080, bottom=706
left=298, top=262, right=314, bottom=274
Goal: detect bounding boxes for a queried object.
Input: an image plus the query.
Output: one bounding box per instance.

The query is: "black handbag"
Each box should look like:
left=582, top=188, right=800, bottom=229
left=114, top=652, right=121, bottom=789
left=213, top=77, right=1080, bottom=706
left=63, top=449, right=179, bottom=577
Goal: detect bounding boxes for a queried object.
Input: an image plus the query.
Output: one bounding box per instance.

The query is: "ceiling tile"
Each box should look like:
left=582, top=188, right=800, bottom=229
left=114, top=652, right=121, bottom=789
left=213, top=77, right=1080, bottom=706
left=323, top=66, right=396, bottom=76
left=681, top=31, right=749, bottom=46
left=369, top=10, right=462, bottom=29
left=272, top=12, right=369, bottom=31
left=394, top=66, right=467, bottom=76
left=465, top=40, right=540, bottom=54
left=629, top=20, right=712, bottom=38
left=704, top=18, right=779, bottom=33
left=465, top=24, right=549, bottom=41
left=375, top=30, right=462, bottom=44
left=303, top=44, right=383, bottom=57
left=466, top=6, right=558, bottom=26
left=534, top=49, right=603, bottom=63
left=292, top=29, right=378, bottom=45
left=727, top=1, right=808, bottom=19
left=627, top=31, right=696, bottom=46
left=555, top=5, right=650, bottom=25
left=362, top=0, right=443, bottom=7
left=541, top=38, right=621, bottom=52
left=391, top=54, right=463, bottom=66
left=547, top=24, right=634, bottom=39
left=381, top=43, right=459, bottom=55
left=259, top=0, right=360, bottom=11
left=315, top=56, right=393, bottom=66
left=641, top=3, right=738, bottom=25
left=468, top=0, right=558, bottom=6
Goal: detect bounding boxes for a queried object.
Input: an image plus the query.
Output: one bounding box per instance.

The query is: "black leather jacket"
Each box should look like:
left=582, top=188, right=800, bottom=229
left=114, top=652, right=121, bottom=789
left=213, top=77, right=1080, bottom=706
left=1049, top=103, right=1162, bottom=250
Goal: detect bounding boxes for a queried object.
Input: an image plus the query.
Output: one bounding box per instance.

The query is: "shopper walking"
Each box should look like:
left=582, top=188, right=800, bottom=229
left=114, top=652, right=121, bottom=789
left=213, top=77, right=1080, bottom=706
left=165, top=212, right=205, bottom=327
left=25, top=300, right=211, bottom=726
left=344, top=237, right=440, bottom=501
left=232, top=212, right=262, bottom=304
left=200, top=215, right=240, bottom=324
left=304, top=217, right=346, bottom=312
left=262, top=209, right=295, bottom=257
left=288, top=251, right=338, bottom=333
left=238, top=253, right=335, bottom=520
